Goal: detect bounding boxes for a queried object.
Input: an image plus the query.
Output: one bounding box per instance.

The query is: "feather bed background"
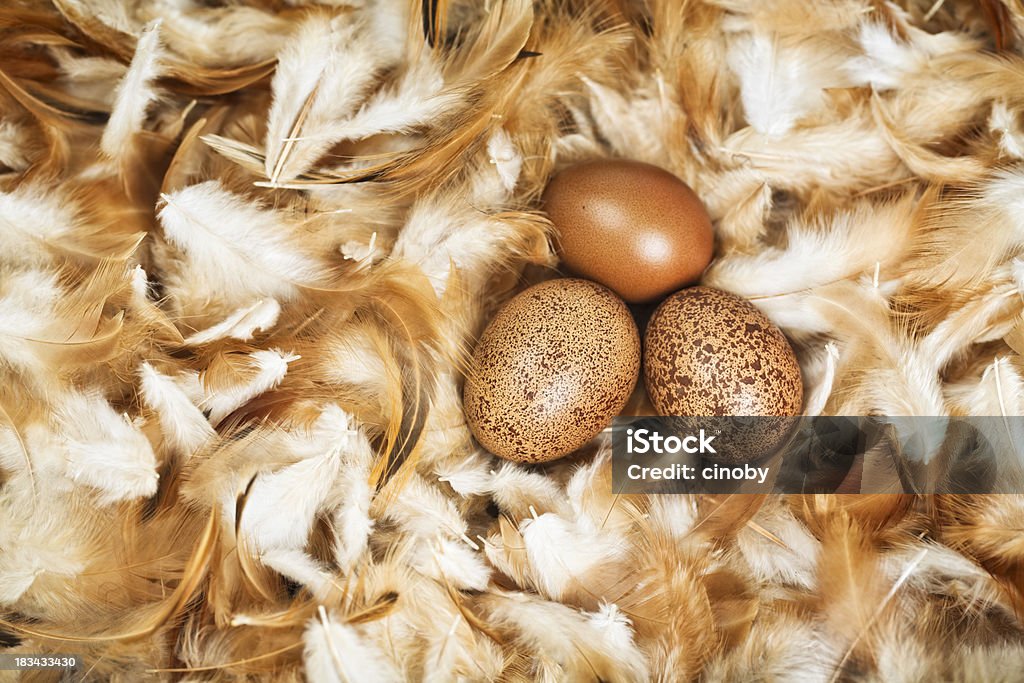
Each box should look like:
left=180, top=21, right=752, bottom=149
left=1, top=0, right=1024, bottom=680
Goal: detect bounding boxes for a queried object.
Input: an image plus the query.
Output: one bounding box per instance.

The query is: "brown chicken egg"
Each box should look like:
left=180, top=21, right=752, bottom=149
left=643, top=287, right=803, bottom=463
left=464, top=278, right=640, bottom=463
left=542, top=159, right=714, bottom=304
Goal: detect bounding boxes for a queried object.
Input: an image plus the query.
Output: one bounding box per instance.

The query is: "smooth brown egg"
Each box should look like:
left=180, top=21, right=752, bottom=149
left=464, top=278, right=640, bottom=463
left=543, top=159, right=714, bottom=304
left=643, top=287, right=803, bottom=462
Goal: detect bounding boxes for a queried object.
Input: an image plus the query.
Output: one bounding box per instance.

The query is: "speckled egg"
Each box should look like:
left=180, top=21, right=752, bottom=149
left=464, top=278, right=641, bottom=463
left=643, top=287, right=803, bottom=462
left=542, top=159, right=714, bottom=304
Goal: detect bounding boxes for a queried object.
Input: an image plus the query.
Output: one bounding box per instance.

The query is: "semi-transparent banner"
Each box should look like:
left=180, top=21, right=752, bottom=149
left=610, top=416, right=1024, bottom=494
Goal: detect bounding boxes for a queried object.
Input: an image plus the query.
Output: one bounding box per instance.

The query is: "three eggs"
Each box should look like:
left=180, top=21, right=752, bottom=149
left=463, top=159, right=803, bottom=464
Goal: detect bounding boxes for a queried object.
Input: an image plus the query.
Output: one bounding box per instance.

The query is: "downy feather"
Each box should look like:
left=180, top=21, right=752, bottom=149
left=139, top=362, right=216, bottom=458
left=100, top=19, right=163, bottom=162
left=263, top=12, right=387, bottom=184
left=157, top=181, right=326, bottom=313
left=303, top=607, right=402, bottom=683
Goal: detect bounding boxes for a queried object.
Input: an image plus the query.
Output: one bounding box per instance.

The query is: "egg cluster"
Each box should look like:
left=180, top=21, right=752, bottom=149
left=464, top=160, right=803, bottom=464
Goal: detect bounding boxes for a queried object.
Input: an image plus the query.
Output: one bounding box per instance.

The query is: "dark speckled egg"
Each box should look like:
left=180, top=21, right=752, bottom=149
left=543, top=159, right=714, bottom=304
left=464, top=278, right=640, bottom=463
left=643, top=287, right=803, bottom=462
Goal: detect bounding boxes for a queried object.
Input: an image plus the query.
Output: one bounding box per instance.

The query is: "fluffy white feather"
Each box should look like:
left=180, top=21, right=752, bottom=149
left=706, top=197, right=916, bottom=298
left=919, top=266, right=1018, bottom=370
left=184, top=298, right=281, bottom=345
left=320, top=327, right=389, bottom=393
left=990, top=101, right=1024, bottom=160
left=584, top=76, right=676, bottom=166
left=728, top=32, right=842, bottom=136
left=382, top=474, right=471, bottom=541
left=845, top=21, right=974, bottom=92
left=564, top=449, right=632, bottom=535
left=959, top=357, right=1024, bottom=418
left=100, top=19, right=164, bottom=161
left=947, top=358, right=1024, bottom=480
left=264, top=13, right=385, bottom=183
left=588, top=603, right=642, bottom=658
left=331, top=468, right=374, bottom=572
left=55, top=390, right=159, bottom=504
left=299, top=53, right=460, bottom=152
left=411, top=536, right=491, bottom=591
left=152, top=4, right=291, bottom=68
left=0, top=120, right=31, bottom=172
left=0, top=268, right=63, bottom=375
left=0, top=419, right=27, bottom=480
left=240, top=405, right=365, bottom=593
left=304, top=607, right=402, bottom=683
left=0, top=486, right=87, bottom=604
left=737, top=501, right=819, bottom=589
left=485, top=127, right=523, bottom=195
left=393, top=197, right=548, bottom=295
left=519, top=513, right=628, bottom=599
left=802, top=342, right=840, bottom=417
left=846, top=22, right=926, bottom=92
left=329, top=406, right=377, bottom=571
left=200, top=348, right=300, bottom=424
left=436, top=452, right=494, bottom=497
left=885, top=542, right=1015, bottom=613
left=720, top=114, right=902, bottom=194
left=483, top=593, right=649, bottom=682
left=419, top=612, right=505, bottom=683
left=0, top=186, right=79, bottom=267
left=49, top=46, right=127, bottom=95
left=139, top=362, right=216, bottom=456
left=647, top=496, right=700, bottom=540
left=488, top=462, right=573, bottom=519
left=158, top=181, right=324, bottom=309
left=909, top=172, right=1024, bottom=294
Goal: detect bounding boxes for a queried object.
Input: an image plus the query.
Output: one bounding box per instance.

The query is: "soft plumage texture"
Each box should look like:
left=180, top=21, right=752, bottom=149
left=1, top=0, right=1024, bottom=680
left=100, top=18, right=163, bottom=163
